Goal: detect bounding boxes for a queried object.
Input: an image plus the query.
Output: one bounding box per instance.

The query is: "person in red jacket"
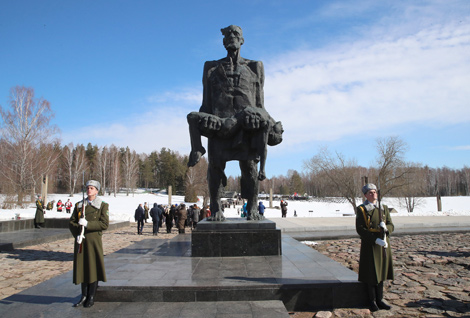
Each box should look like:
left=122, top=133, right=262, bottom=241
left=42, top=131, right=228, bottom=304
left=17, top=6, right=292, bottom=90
left=65, top=199, right=73, bottom=213
left=56, top=200, right=64, bottom=212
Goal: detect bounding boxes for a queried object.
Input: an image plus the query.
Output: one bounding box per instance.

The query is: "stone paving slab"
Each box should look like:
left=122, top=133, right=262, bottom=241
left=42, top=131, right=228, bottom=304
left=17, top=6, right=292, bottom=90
left=1, top=296, right=290, bottom=318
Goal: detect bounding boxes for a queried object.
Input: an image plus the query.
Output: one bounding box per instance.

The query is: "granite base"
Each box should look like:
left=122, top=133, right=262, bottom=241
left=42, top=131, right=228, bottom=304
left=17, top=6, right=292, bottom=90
left=191, top=218, right=281, bottom=257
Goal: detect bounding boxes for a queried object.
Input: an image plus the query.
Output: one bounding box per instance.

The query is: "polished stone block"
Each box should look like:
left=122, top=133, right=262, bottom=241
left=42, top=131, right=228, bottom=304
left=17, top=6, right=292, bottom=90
left=191, top=218, right=281, bottom=257
left=96, top=235, right=368, bottom=311
left=197, top=218, right=277, bottom=230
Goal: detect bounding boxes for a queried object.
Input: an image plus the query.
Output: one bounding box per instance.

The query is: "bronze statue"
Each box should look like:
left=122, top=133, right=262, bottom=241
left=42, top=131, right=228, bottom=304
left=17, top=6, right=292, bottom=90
left=187, top=25, right=283, bottom=221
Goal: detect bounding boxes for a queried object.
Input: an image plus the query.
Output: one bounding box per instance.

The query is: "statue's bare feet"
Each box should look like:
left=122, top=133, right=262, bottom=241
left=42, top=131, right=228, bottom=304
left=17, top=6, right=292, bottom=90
left=247, top=211, right=264, bottom=220
left=209, top=211, right=226, bottom=221
left=188, top=148, right=206, bottom=167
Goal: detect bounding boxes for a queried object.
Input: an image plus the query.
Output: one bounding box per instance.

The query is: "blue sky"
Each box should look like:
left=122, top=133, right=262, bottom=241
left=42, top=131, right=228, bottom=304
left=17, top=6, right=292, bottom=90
left=1, top=0, right=469, bottom=178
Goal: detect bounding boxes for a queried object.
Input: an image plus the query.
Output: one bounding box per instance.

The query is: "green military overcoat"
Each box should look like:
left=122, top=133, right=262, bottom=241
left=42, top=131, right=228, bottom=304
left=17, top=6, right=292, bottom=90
left=356, top=202, right=394, bottom=285
left=69, top=197, right=109, bottom=285
left=144, top=204, right=149, bottom=220
left=35, top=199, right=44, bottom=224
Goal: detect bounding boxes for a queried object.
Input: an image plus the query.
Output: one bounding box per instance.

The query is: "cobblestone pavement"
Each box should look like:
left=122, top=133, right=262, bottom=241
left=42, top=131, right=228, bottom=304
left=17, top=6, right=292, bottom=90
left=292, top=233, right=470, bottom=317
left=0, top=223, right=179, bottom=300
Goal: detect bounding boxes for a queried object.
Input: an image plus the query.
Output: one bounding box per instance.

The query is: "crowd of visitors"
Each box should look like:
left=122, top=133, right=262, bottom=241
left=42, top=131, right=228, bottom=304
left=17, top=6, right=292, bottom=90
left=131, top=203, right=212, bottom=235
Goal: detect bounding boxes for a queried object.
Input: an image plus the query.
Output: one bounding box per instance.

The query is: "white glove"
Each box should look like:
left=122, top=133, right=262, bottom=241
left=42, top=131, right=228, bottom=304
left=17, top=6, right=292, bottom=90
left=375, top=238, right=388, bottom=248
left=379, top=221, right=388, bottom=232
left=77, top=235, right=84, bottom=244
left=78, top=218, right=88, bottom=228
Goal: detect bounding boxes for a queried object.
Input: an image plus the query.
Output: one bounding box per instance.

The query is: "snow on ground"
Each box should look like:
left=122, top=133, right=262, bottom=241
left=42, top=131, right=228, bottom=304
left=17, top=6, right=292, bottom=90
left=1, top=190, right=469, bottom=222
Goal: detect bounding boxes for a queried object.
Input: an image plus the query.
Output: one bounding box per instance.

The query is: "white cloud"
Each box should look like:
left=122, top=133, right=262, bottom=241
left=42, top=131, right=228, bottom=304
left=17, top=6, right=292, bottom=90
left=264, top=20, right=470, bottom=150
left=61, top=89, right=200, bottom=155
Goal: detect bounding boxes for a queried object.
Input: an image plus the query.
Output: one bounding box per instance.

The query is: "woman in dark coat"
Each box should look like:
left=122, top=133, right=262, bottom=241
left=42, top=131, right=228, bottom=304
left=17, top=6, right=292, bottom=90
left=34, top=196, right=45, bottom=228
left=69, top=180, right=109, bottom=308
left=356, top=183, right=394, bottom=312
left=165, top=205, right=175, bottom=233
left=176, top=203, right=188, bottom=234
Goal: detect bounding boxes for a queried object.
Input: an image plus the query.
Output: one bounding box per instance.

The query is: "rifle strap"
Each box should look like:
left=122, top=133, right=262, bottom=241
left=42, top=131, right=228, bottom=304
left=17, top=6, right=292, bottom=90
left=359, top=205, right=380, bottom=233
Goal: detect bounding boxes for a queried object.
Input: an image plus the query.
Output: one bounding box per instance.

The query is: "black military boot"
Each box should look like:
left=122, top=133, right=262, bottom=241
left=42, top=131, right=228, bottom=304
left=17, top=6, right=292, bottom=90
left=84, top=281, right=98, bottom=308
left=376, top=282, right=392, bottom=310
left=73, top=283, right=87, bottom=307
left=368, top=284, right=379, bottom=312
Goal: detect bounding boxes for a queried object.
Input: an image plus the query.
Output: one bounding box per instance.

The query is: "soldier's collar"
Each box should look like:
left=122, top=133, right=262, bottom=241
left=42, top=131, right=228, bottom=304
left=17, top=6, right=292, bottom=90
left=77, top=196, right=103, bottom=209
left=364, top=200, right=384, bottom=212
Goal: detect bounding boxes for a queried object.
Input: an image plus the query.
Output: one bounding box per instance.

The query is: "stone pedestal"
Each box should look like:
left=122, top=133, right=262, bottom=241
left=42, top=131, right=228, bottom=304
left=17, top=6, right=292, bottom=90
left=191, top=218, right=281, bottom=257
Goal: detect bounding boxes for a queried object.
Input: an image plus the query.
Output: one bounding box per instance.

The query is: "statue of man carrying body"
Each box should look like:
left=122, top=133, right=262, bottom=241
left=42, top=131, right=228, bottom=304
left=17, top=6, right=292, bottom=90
left=187, top=25, right=283, bottom=221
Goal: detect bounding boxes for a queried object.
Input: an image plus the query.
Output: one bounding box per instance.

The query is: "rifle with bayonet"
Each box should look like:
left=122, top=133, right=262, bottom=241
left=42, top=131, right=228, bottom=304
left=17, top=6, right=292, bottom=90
left=77, top=174, right=86, bottom=253
left=377, top=179, right=387, bottom=259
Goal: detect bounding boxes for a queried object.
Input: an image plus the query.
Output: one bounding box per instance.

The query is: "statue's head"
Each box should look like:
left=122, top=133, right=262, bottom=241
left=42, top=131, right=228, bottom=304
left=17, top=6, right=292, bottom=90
left=221, top=25, right=244, bottom=51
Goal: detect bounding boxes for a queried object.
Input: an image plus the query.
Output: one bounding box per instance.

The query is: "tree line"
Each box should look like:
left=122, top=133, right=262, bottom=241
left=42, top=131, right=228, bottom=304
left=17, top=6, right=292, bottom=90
left=1, top=86, right=468, bottom=210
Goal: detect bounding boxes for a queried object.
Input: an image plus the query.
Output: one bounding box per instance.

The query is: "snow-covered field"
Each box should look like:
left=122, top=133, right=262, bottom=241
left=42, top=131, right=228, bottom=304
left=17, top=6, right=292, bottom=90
left=1, top=190, right=469, bottom=222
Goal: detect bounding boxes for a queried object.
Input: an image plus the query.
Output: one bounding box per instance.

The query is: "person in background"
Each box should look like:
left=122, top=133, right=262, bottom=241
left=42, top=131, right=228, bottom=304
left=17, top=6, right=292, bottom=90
left=158, top=205, right=164, bottom=229
left=280, top=200, right=288, bottom=218
left=200, top=205, right=211, bottom=220
left=165, top=205, right=175, bottom=233
left=149, top=203, right=162, bottom=236
left=258, top=201, right=265, bottom=217
left=65, top=199, right=73, bottom=213
left=35, top=195, right=45, bottom=229
left=356, top=183, right=394, bottom=312
left=57, top=200, right=64, bottom=212
left=69, top=180, right=109, bottom=308
left=144, top=202, right=149, bottom=223
left=134, top=204, right=145, bottom=235
left=192, top=204, right=200, bottom=229
left=187, top=204, right=193, bottom=228
left=176, top=203, right=188, bottom=234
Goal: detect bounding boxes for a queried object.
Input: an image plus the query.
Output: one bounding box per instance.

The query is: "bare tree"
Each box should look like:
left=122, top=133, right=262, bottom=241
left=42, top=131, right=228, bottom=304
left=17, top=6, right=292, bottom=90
left=62, top=143, right=74, bottom=196
left=397, top=163, right=426, bottom=212
left=97, top=146, right=109, bottom=195
left=375, top=136, right=411, bottom=197
left=304, top=147, right=361, bottom=213
left=35, top=141, right=61, bottom=196
left=0, top=86, right=58, bottom=204
left=108, top=145, right=121, bottom=197
left=462, top=166, right=470, bottom=196
left=122, top=147, right=139, bottom=196
left=185, top=156, right=208, bottom=204
left=71, top=144, right=88, bottom=195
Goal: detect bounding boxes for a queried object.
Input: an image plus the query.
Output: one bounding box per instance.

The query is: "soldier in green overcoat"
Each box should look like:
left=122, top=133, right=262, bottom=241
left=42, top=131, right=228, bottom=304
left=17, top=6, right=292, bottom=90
left=34, top=196, right=45, bottom=228
left=356, top=183, right=394, bottom=312
left=69, top=180, right=109, bottom=308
